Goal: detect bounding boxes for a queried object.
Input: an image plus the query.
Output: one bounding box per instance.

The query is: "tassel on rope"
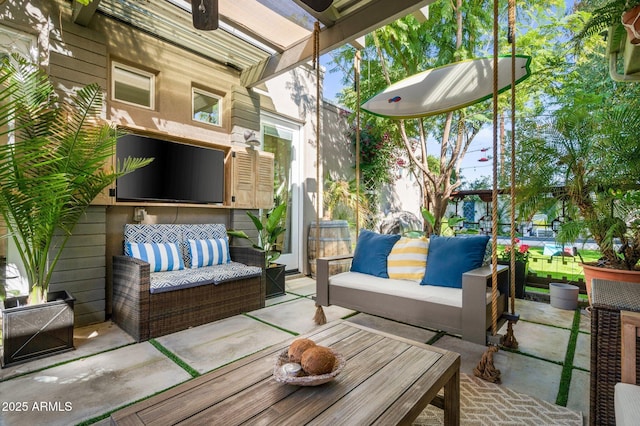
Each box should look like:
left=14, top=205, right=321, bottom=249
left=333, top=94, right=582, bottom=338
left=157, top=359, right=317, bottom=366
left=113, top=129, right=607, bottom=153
left=473, top=345, right=501, bottom=384
left=501, top=320, right=519, bottom=349
left=314, top=304, right=327, bottom=325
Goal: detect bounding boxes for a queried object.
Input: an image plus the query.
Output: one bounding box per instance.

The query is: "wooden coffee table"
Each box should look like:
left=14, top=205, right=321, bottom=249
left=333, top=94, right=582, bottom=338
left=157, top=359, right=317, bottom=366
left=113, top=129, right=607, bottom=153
left=110, top=321, right=460, bottom=425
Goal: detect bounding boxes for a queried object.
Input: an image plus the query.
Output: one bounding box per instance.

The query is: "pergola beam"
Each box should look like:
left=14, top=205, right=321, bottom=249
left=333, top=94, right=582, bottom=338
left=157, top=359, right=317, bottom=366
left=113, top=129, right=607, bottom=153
left=73, top=0, right=102, bottom=26
left=240, top=0, right=436, bottom=87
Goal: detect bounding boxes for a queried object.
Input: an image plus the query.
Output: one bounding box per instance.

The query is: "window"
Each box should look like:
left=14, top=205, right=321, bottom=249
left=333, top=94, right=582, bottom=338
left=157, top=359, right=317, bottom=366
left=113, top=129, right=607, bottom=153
left=112, top=62, right=155, bottom=109
left=0, top=25, right=37, bottom=62
left=192, top=88, right=222, bottom=126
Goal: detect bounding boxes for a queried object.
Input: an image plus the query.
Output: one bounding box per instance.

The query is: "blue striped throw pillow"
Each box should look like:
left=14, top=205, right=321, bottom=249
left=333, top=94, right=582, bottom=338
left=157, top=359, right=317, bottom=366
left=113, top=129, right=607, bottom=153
left=188, top=238, right=230, bottom=268
left=125, top=242, right=184, bottom=272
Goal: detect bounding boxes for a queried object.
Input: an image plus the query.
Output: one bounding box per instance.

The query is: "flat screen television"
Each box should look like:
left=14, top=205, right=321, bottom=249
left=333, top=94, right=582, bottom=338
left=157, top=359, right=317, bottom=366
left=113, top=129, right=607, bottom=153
left=116, top=134, right=225, bottom=204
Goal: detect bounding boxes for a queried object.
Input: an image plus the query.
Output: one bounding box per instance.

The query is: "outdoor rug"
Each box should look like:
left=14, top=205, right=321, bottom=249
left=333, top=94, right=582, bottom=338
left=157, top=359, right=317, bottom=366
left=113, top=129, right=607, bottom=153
left=413, top=373, right=583, bottom=425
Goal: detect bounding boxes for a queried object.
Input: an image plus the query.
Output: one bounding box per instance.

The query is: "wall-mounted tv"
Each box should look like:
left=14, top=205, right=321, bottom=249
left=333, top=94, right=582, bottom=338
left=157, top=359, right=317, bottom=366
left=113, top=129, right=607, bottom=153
left=116, top=134, right=225, bottom=204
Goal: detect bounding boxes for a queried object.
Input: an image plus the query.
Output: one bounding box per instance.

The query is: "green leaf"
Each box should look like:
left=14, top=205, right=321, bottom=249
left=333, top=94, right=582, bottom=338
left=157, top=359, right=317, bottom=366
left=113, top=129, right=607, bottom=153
left=226, top=230, right=249, bottom=239
left=265, top=204, right=286, bottom=233
left=246, top=211, right=264, bottom=232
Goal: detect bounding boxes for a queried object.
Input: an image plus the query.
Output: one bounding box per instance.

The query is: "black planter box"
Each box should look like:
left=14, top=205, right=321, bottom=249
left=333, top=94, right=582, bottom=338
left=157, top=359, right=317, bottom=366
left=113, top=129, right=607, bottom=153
left=266, top=264, right=286, bottom=298
left=1, top=290, right=75, bottom=368
left=498, top=260, right=528, bottom=299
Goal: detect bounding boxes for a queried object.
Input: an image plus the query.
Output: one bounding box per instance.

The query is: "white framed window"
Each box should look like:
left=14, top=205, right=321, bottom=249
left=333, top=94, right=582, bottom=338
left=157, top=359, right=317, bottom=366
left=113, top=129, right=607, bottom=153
left=0, top=25, right=37, bottom=62
left=192, top=87, right=222, bottom=126
left=111, top=62, right=155, bottom=109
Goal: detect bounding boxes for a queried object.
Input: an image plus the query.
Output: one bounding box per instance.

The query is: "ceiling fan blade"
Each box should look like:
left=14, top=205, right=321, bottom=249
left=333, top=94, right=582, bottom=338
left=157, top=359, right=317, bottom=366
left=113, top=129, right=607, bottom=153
left=299, top=0, right=334, bottom=13
left=191, top=0, right=218, bottom=30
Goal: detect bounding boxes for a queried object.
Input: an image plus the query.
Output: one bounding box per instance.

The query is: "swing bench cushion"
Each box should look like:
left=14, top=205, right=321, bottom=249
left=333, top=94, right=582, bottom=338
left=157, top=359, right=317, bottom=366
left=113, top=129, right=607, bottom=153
left=421, top=235, right=490, bottom=288
left=350, top=229, right=400, bottom=278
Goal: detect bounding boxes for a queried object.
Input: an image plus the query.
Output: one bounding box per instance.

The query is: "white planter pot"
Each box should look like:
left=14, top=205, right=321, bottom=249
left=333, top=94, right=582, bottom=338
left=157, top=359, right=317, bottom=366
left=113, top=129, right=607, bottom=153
left=549, top=282, right=578, bottom=310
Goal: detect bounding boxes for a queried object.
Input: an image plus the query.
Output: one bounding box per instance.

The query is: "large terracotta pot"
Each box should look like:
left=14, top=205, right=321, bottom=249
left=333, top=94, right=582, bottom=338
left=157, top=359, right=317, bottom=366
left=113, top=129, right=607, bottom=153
left=623, top=4, right=640, bottom=45
left=582, top=263, right=640, bottom=304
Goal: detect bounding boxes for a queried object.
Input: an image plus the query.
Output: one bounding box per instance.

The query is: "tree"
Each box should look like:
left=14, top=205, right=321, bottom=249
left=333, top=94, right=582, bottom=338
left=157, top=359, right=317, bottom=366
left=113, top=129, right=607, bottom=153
left=330, top=0, right=569, bottom=235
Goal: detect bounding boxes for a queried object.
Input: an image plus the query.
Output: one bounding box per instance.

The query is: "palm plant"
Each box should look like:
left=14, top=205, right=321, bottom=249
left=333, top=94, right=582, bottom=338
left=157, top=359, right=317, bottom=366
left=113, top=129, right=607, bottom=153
left=517, top=103, right=640, bottom=270
left=0, top=55, right=151, bottom=304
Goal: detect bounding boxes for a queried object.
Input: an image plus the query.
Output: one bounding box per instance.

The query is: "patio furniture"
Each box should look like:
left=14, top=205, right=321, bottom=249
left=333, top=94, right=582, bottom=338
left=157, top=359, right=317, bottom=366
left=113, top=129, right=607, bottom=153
left=112, top=224, right=265, bottom=342
left=316, top=235, right=509, bottom=345
left=615, top=311, right=640, bottom=426
left=110, top=321, right=461, bottom=425
left=590, top=279, right=640, bottom=426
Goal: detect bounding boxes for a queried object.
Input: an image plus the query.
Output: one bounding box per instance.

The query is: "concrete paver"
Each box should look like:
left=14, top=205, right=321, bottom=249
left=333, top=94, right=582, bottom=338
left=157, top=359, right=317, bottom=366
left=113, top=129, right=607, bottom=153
left=0, top=342, right=191, bottom=426
left=499, top=320, right=570, bottom=363
left=155, top=315, right=293, bottom=374
left=346, top=313, right=438, bottom=344
left=515, top=298, right=575, bottom=328
left=567, top=368, right=590, bottom=422
left=0, top=320, right=134, bottom=381
left=574, top=332, right=591, bottom=371
left=249, top=297, right=354, bottom=335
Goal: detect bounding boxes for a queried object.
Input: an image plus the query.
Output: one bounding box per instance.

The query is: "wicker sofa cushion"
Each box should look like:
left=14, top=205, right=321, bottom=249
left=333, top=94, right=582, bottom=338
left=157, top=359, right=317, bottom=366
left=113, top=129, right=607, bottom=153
left=124, top=223, right=229, bottom=268
left=181, top=224, right=228, bottom=268
left=126, top=242, right=185, bottom=272
left=149, top=261, right=262, bottom=294
left=188, top=238, right=231, bottom=268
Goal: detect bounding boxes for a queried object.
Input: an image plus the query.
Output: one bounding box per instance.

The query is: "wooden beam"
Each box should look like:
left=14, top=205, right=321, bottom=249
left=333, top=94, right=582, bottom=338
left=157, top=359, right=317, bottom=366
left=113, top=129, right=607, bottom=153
left=73, top=0, right=102, bottom=27
left=621, top=310, right=640, bottom=384
left=240, top=0, right=436, bottom=87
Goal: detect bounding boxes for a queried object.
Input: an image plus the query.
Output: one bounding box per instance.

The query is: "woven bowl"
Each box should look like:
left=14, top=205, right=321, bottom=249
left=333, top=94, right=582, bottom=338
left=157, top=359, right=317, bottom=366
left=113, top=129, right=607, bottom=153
left=273, top=348, right=345, bottom=386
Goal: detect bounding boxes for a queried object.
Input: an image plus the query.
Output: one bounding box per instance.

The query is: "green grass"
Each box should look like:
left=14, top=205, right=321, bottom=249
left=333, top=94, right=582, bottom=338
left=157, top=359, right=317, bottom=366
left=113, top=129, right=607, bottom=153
left=555, top=309, right=581, bottom=407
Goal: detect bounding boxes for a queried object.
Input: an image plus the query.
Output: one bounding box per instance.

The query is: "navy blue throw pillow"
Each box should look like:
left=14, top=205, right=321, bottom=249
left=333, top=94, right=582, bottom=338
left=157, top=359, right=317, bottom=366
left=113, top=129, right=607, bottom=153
left=421, top=235, right=490, bottom=288
left=350, top=229, right=401, bottom=278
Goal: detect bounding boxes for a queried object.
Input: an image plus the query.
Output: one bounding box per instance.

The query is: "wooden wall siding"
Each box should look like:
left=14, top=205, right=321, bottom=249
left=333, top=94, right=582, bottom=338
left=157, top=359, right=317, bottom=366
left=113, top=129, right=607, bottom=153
left=229, top=209, right=259, bottom=248
left=49, top=206, right=107, bottom=327
left=50, top=19, right=108, bottom=96
left=230, top=86, right=260, bottom=131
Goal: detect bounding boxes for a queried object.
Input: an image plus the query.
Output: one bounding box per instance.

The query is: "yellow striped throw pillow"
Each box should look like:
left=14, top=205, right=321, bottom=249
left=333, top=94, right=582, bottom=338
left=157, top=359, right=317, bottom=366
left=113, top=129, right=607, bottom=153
left=387, top=236, right=429, bottom=282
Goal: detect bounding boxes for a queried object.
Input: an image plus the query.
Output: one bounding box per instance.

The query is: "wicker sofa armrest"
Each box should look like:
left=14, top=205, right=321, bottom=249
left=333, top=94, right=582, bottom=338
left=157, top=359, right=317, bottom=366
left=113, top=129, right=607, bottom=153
left=316, top=255, right=354, bottom=306
left=229, top=246, right=266, bottom=269
left=112, top=255, right=151, bottom=342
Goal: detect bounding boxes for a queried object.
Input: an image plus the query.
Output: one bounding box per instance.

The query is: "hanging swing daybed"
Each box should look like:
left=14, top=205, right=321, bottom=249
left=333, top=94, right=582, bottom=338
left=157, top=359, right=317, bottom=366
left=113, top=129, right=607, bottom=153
left=313, top=0, right=523, bottom=381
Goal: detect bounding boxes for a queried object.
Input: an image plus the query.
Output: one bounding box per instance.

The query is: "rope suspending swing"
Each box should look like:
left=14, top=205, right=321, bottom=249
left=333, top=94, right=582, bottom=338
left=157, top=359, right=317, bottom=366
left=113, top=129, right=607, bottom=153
left=501, top=0, right=520, bottom=350
left=474, top=0, right=521, bottom=383
left=312, top=21, right=327, bottom=326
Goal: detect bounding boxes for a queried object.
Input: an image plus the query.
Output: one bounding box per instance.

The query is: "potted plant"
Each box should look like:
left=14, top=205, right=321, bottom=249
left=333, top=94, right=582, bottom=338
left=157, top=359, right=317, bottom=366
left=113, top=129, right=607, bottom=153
left=498, top=238, right=530, bottom=299
left=0, top=55, right=150, bottom=366
left=516, top=102, right=640, bottom=304
left=228, top=203, right=287, bottom=298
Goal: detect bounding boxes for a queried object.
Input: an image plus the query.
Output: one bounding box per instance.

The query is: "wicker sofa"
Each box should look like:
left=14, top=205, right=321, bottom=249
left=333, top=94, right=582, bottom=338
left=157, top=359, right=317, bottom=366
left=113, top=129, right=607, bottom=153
left=112, top=224, right=265, bottom=342
left=315, top=233, right=509, bottom=345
